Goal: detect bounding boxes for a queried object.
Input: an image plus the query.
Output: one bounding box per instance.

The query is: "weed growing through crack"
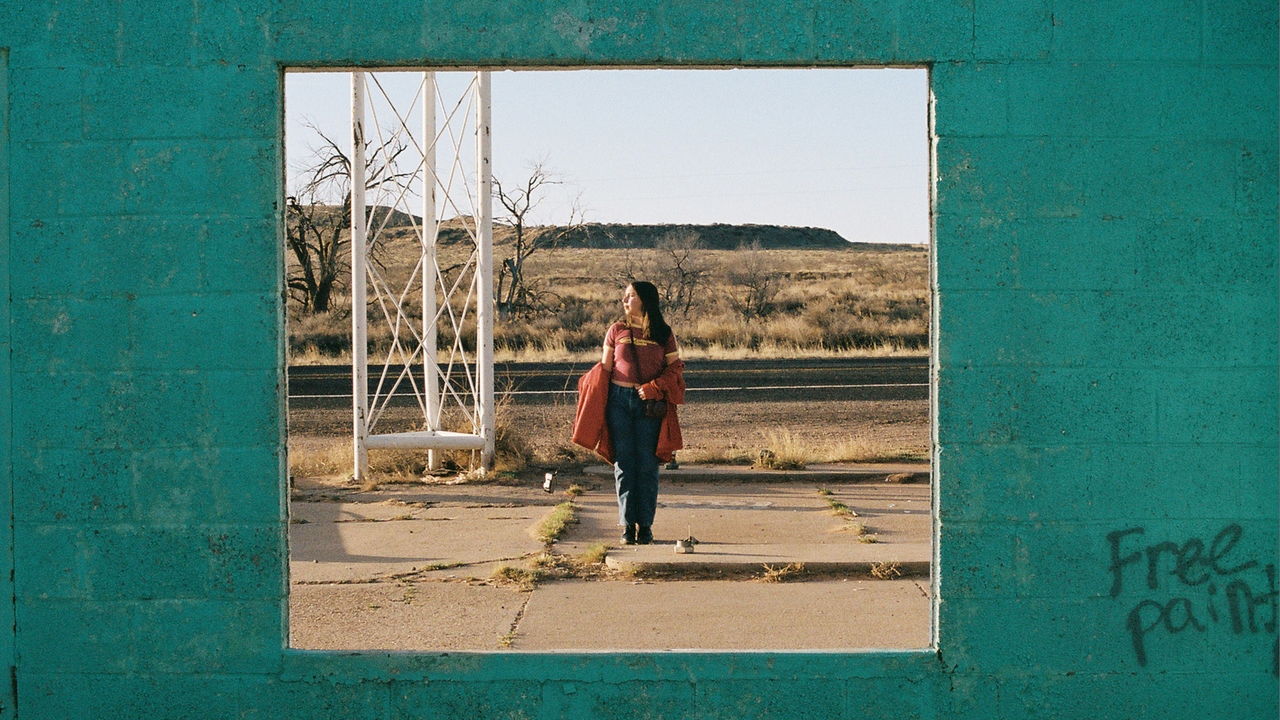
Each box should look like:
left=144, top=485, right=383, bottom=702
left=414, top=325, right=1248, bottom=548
left=759, top=562, right=806, bottom=582
left=871, top=560, right=901, bottom=579
left=819, top=488, right=857, bottom=516
left=423, top=561, right=462, bottom=571
left=576, top=542, right=609, bottom=566
left=490, top=564, right=543, bottom=591
left=535, top=501, right=579, bottom=545
left=565, top=484, right=586, bottom=498
left=827, top=499, right=858, bottom=519
left=821, top=489, right=880, bottom=540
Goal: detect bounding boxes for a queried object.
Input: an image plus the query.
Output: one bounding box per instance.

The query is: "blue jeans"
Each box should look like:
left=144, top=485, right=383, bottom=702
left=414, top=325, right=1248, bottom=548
left=606, top=383, right=663, bottom=527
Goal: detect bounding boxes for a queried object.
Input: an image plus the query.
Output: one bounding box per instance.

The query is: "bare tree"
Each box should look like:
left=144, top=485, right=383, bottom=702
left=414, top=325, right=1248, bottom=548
left=652, top=230, right=713, bottom=317
left=493, top=163, right=583, bottom=316
left=727, top=240, right=781, bottom=319
left=285, top=127, right=412, bottom=314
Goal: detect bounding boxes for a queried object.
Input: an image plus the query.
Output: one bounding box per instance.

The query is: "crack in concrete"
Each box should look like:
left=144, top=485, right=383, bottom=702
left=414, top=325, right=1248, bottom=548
left=501, top=593, right=534, bottom=649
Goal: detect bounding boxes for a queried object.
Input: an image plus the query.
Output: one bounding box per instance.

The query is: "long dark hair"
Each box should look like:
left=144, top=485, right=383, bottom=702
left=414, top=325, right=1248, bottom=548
left=629, top=281, right=672, bottom=346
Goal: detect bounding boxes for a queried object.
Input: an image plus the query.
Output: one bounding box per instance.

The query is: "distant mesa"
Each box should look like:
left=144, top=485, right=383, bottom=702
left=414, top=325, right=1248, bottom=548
left=538, top=223, right=853, bottom=250
left=352, top=205, right=904, bottom=250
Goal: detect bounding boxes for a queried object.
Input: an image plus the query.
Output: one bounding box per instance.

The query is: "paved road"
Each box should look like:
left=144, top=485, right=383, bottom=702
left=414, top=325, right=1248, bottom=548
left=287, top=357, right=928, bottom=406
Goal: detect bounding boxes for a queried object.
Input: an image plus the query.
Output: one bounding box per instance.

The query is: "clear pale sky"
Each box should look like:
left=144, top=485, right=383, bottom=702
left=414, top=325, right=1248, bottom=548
left=285, top=68, right=929, bottom=245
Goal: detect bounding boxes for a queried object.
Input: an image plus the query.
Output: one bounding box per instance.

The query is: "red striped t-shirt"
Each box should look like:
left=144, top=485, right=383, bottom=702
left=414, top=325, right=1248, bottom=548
left=605, top=321, right=679, bottom=385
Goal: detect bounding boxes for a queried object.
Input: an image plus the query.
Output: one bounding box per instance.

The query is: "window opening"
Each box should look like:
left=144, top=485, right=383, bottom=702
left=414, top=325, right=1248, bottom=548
left=284, top=68, right=933, bottom=652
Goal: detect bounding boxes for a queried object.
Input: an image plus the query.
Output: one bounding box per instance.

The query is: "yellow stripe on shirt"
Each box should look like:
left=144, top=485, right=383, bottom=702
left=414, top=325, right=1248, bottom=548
left=615, top=336, right=660, bottom=347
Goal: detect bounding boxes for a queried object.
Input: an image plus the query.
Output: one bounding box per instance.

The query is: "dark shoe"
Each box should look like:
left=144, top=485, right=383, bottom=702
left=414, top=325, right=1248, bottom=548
left=637, top=526, right=653, bottom=545
left=621, top=524, right=637, bottom=545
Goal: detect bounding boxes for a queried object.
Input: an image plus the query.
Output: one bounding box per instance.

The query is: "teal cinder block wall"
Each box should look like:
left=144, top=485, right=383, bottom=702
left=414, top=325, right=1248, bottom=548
left=0, top=1, right=1275, bottom=717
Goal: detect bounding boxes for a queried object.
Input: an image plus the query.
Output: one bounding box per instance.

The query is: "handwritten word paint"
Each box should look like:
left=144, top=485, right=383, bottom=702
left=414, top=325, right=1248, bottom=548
left=1106, top=524, right=1278, bottom=671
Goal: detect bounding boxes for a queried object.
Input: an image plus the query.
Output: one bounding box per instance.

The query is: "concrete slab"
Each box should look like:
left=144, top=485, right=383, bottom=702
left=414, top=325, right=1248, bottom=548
left=604, top=542, right=931, bottom=576
left=513, top=579, right=932, bottom=650
left=554, top=482, right=931, bottom=575
left=290, top=581, right=526, bottom=651
left=290, top=502, right=552, bottom=582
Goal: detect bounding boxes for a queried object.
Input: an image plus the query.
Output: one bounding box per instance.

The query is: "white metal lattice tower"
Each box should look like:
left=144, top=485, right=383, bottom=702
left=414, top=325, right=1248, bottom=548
left=350, top=71, right=494, bottom=482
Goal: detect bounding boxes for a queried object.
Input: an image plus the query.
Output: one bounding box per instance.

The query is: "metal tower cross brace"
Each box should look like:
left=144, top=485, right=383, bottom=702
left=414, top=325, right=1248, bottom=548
left=350, top=71, right=494, bottom=481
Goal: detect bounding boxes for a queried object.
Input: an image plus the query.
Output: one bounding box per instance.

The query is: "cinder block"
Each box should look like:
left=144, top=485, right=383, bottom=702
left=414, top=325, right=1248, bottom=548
left=1100, top=290, right=1278, bottom=368
left=15, top=523, right=283, bottom=601
left=1021, top=518, right=1277, bottom=602
left=891, top=0, right=975, bottom=62
left=130, top=293, right=279, bottom=371
left=813, top=0, right=899, bottom=63
left=10, top=67, right=83, bottom=142
left=11, top=217, right=206, bottom=297
left=10, top=296, right=134, bottom=374
left=1005, top=61, right=1164, bottom=138
left=996, top=670, right=1279, bottom=719
left=1236, top=445, right=1280, bottom=520
left=813, top=0, right=974, bottom=63
left=943, top=443, right=1267, bottom=524
left=942, top=290, right=1094, bottom=367
left=1049, top=0, right=1200, bottom=61
left=935, top=215, right=1144, bottom=292
left=132, top=599, right=282, bottom=674
left=939, top=520, right=1020, bottom=600
left=20, top=674, right=388, bottom=720
left=695, top=679, right=846, bottom=720
left=4, top=4, right=119, bottom=68
left=10, top=141, right=130, bottom=219
left=14, top=446, right=133, bottom=524
left=1160, top=65, right=1278, bottom=142
left=17, top=599, right=135, bottom=674
left=1236, top=140, right=1279, bottom=218
left=1204, top=0, right=1280, bottom=63
left=532, top=1, right=665, bottom=64
left=0, top=0, right=1276, bottom=714
left=938, top=366, right=1159, bottom=446
left=1153, top=368, right=1279, bottom=445
left=270, top=0, right=355, bottom=64
left=932, top=61, right=1010, bottom=138
left=131, top=445, right=284, bottom=526
left=533, top=679, right=697, bottom=720
left=345, top=0, right=434, bottom=63
left=1087, top=139, right=1241, bottom=221
left=193, top=3, right=274, bottom=67
left=1134, top=215, right=1278, bottom=290
left=12, top=369, right=280, bottom=451
left=932, top=671, right=1002, bottom=718
left=10, top=294, right=126, bottom=371
left=121, top=139, right=279, bottom=219
left=111, top=0, right=197, bottom=66
left=200, top=217, right=283, bottom=293
left=973, top=0, right=1051, bottom=61
left=654, top=1, right=817, bottom=65
left=935, top=136, right=1090, bottom=222
left=392, top=679, right=547, bottom=719
left=935, top=365, right=1020, bottom=445
left=941, top=597, right=1172, bottom=675
left=84, top=66, right=279, bottom=140
left=944, top=289, right=1277, bottom=369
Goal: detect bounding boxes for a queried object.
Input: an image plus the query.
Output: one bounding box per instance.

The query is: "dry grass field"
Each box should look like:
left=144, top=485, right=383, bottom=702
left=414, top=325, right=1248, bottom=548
left=285, top=228, right=930, bottom=481
left=287, top=229, right=928, bottom=364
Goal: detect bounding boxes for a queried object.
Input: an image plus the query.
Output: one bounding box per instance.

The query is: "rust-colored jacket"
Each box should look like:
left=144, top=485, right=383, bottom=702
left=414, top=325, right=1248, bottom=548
left=571, top=360, right=685, bottom=463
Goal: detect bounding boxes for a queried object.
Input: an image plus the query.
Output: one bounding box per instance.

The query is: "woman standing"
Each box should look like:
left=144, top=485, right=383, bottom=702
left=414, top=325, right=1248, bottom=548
left=600, top=281, right=683, bottom=545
